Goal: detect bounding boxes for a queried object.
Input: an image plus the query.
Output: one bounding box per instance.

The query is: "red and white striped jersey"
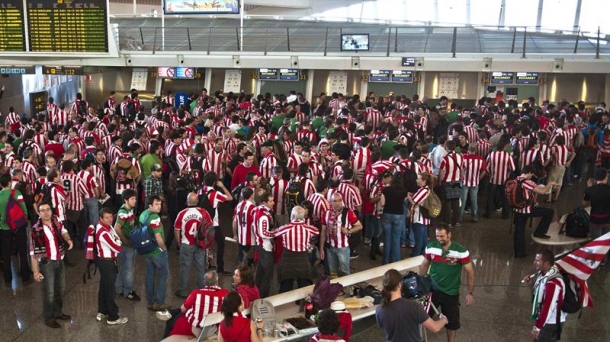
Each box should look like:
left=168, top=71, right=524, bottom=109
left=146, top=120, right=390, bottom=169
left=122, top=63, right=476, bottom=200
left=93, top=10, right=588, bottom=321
left=439, top=152, right=464, bottom=183
left=101, top=135, right=113, bottom=151
left=197, top=186, right=228, bottom=227
left=164, top=95, right=175, bottom=106
left=552, top=145, right=570, bottom=166
left=306, top=192, right=331, bottom=225
left=174, top=207, right=213, bottom=246
left=463, top=125, right=478, bottom=144
left=259, top=152, right=278, bottom=180
left=21, top=161, right=37, bottom=191
left=184, top=286, right=230, bottom=329
left=212, top=124, right=224, bottom=138
left=336, top=181, right=362, bottom=211
left=45, top=182, right=67, bottom=221
left=366, top=108, right=383, bottom=129
left=61, top=173, right=87, bottom=211
left=520, top=149, right=542, bottom=171
left=363, top=160, right=394, bottom=191
left=296, top=129, right=316, bottom=143
left=513, top=176, right=537, bottom=214
left=321, top=207, right=359, bottom=248
left=549, top=129, right=566, bottom=147
left=92, top=163, right=106, bottom=195
left=275, top=221, right=319, bottom=252
left=164, top=141, right=178, bottom=157
left=332, top=161, right=345, bottom=180
left=283, top=140, right=294, bottom=155
left=30, top=219, right=68, bottom=261
left=287, top=153, right=304, bottom=172
left=253, top=205, right=276, bottom=251
left=54, top=109, right=69, bottom=127
left=204, top=149, right=226, bottom=177
left=34, top=133, right=48, bottom=150
left=251, top=133, right=268, bottom=151
left=111, top=155, right=141, bottom=194
left=486, top=150, right=515, bottom=185
left=461, top=154, right=486, bottom=187
left=410, top=186, right=431, bottom=225
left=5, top=112, right=20, bottom=126
left=234, top=200, right=256, bottom=246
left=290, top=176, right=316, bottom=201
left=95, top=222, right=122, bottom=258
left=223, top=138, right=237, bottom=157
left=47, top=103, right=59, bottom=121
left=476, top=139, right=492, bottom=158
left=107, top=145, right=123, bottom=164
left=77, top=169, right=98, bottom=199
left=351, top=147, right=371, bottom=178
left=294, top=112, right=307, bottom=124
left=176, top=153, right=193, bottom=173
left=307, top=160, right=325, bottom=180
left=269, top=176, right=289, bottom=216
left=329, top=99, right=340, bottom=114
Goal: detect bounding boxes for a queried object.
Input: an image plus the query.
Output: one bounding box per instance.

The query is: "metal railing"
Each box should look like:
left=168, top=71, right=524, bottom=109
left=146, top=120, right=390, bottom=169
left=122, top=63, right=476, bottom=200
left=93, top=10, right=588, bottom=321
left=115, top=23, right=609, bottom=57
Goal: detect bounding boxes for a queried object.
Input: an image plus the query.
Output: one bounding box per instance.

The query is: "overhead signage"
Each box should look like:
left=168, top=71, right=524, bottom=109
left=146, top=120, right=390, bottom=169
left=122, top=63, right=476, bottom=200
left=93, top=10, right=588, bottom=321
left=391, top=70, right=414, bottom=83
left=490, top=72, right=515, bottom=85
left=42, top=66, right=83, bottom=75
left=0, top=0, right=26, bottom=52
left=0, top=66, right=35, bottom=74
left=401, top=57, right=416, bottom=67
left=515, top=72, right=539, bottom=85
left=369, top=70, right=391, bottom=82
left=175, top=67, right=194, bottom=79
left=279, top=69, right=299, bottom=81
left=163, top=0, right=240, bottom=14
left=258, top=68, right=279, bottom=80
left=157, top=67, right=176, bottom=78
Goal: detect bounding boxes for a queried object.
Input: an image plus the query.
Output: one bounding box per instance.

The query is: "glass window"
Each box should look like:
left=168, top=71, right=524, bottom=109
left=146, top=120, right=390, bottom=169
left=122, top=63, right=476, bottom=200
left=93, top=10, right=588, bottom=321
left=504, top=0, right=538, bottom=27
left=437, top=0, right=467, bottom=26
left=470, top=0, right=502, bottom=27
left=541, top=0, right=577, bottom=31
left=579, top=0, right=610, bottom=35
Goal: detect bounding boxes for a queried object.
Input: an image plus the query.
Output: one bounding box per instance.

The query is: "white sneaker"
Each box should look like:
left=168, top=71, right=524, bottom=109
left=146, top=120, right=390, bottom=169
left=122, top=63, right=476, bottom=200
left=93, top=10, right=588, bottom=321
left=155, top=310, right=172, bottom=321
left=96, top=313, right=108, bottom=322
left=107, top=317, right=128, bottom=325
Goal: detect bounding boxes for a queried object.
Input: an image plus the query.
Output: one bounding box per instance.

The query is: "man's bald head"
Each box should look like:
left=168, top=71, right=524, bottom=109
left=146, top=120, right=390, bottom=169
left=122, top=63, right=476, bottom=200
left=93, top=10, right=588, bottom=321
left=187, top=192, right=198, bottom=206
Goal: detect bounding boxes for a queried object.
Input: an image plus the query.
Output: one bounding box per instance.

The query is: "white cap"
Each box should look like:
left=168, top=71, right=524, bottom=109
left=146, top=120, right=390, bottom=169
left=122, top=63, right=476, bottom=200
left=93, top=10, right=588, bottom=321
left=330, top=301, right=346, bottom=312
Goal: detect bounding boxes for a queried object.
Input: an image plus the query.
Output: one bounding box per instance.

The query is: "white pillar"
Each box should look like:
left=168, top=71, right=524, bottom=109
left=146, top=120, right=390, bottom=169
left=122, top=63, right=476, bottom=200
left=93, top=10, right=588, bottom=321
left=204, top=68, right=213, bottom=93
left=306, top=69, right=315, bottom=104
left=418, top=72, right=425, bottom=98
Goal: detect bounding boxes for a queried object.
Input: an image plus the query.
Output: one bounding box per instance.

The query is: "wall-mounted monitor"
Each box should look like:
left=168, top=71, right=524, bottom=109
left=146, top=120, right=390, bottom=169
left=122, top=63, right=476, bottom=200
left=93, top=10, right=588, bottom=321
left=279, top=69, right=299, bottom=81
left=258, top=68, right=279, bottom=80
left=163, top=0, right=240, bottom=14
left=401, top=57, right=416, bottom=67
left=175, top=67, right=194, bottom=79
left=369, top=70, right=391, bottom=82
left=341, top=34, right=369, bottom=51
left=515, top=72, right=539, bottom=85
left=490, top=72, right=514, bottom=85
left=158, top=67, right=175, bottom=78
left=392, top=70, right=414, bottom=83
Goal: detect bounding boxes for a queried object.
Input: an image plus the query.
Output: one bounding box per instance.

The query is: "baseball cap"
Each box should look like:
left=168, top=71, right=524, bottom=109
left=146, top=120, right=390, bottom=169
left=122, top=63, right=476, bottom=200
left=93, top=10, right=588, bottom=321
left=151, top=164, right=162, bottom=172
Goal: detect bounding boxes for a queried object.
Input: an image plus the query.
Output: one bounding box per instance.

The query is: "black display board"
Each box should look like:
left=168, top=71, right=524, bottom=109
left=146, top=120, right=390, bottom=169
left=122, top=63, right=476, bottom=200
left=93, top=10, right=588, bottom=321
left=42, top=66, right=84, bottom=75
left=392, top=70, right=414, bottom=83
left=0, top=0, right=26, bottom=51
left=369, top=70, right=391, bottom=82
left=258, top=69, right=279, bottom=80
left=515, top=72, right=539, bottom=85
left=27, top=0, right=108, bottom=52
left=279, top=69, right=299, bottom=81
left=30, top=90, right=48, bottom=116
left=490, top=72, right=515, bottom=85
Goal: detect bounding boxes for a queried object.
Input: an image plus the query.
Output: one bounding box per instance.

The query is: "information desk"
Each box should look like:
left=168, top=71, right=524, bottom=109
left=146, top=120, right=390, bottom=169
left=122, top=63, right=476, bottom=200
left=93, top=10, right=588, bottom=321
left=531, top=207, right=591, bottom=246
left=161, top=256, right=425, bottom=342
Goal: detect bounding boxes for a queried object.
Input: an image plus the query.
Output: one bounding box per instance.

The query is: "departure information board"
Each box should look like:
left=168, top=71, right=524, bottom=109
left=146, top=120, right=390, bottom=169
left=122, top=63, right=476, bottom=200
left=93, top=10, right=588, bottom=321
left=0, top=1, right=26, bottom=52
left=27, top=0, right=109, bottom=53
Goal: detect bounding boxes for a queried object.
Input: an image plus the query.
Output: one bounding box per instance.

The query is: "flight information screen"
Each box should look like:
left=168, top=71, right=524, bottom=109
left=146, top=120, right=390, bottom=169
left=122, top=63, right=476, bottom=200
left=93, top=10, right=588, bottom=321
left=27, top=0, right=109, bottom=53
left=0, top=0, right=26, bottom=52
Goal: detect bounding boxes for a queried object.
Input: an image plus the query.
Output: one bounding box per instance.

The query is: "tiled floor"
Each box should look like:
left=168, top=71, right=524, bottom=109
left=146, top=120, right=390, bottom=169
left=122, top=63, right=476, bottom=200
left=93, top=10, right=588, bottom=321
left=2, top=181, right=608, bottom=342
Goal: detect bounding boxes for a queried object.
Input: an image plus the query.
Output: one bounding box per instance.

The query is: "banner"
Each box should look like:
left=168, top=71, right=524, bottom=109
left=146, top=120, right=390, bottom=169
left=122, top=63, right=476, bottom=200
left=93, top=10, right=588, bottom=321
left=556, top=231, right=610, bottom=307
left=164, top=0, right=239, bottom=14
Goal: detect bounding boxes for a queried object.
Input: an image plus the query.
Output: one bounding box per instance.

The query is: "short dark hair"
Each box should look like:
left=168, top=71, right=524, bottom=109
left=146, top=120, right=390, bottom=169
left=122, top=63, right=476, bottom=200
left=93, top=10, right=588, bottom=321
left=61, top=160, right=74, bottom=173
left=317, top=309, right=340, bottom=335
left=436, top=223, right=452, bottom=235
left=147, top=195, right=162, bottom=207
left=0, top=173, right=10, bottom=187
left=594, top=167, right=608, bottom=181
left=522, top=165, right=536, bottom=175
left=122, top=189, right=137, bottom=202
left=537, top=248, right=555, bottom=266
left=99, top=207, right=114, bottom=218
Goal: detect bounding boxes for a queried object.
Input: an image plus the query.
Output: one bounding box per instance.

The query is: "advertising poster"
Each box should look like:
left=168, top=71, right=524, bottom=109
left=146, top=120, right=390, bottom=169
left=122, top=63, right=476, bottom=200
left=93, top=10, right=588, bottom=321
left=164, top=0, right=239, bottom=14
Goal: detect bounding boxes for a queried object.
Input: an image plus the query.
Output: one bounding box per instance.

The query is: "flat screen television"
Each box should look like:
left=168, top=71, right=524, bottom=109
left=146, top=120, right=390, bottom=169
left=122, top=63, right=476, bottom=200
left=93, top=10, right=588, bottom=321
left=341, top=34, right=369, bottom=51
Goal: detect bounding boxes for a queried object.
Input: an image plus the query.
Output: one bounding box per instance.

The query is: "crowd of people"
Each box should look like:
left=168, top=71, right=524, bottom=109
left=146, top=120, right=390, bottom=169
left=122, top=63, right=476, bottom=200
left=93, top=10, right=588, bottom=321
left=0, top=84, right=607, bottom=342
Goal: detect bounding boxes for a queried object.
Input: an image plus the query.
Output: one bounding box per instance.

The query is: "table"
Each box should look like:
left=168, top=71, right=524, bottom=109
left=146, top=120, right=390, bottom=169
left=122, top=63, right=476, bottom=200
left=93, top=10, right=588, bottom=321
left=531, top=207, right=591, bottom=246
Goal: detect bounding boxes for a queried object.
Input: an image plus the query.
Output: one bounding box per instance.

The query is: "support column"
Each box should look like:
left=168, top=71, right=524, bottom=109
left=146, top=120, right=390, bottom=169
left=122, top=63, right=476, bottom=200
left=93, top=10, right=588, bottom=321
left=204, top=68, right=213, bottom=93
left=478, top=72, right=486, bottom=99
left=306, top=69, right=315, bottom=104
left=360, top=71, right=368, bottom=100
left=536, top=0, right=544, bottom=32
left=540, top=73, right=548, bottom=103
left=418, top=72, right=426, bottom=98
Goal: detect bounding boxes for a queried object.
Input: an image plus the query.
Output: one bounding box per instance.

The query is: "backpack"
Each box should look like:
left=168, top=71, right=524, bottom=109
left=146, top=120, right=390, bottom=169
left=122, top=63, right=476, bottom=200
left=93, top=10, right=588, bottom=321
left=285, top=178, right=306, bottom=213
left=585, top=128, right=599, bottom=149
left=198, top=188, right=216, bottom=220
left=396, top=162, right=419, bottom=193
left=34, top=183, right=56, bottom=211
left=164, top=156, right=180, bottom=175
left=531, top=150, right=547, bottom=178
left=17, top=140, right=33, bottom=157
left=5, top=189, right=28, bottom=231
left=195, top=211, right=215, bottom=250
left=559, top=271, right=582, bottom=314
left=129, top=212, right=158, bottom=255
left=419, top=189, right=442, bottom=219
left=559, top=206, right=590, bottom=238
left=401, top=271, right=432, bottom=299
left=82, top=225, right=98, bottom=284
left=505, top=178, right=533, bottom=209
left=77, top=100, right=88, bottom=116
left=250, top=299, right=276, bottom=327
left=113, top=157, right=139, bottom=185
left=83, top=149, right=96, bottom=163
left=231, top=182, right=247, bottom=207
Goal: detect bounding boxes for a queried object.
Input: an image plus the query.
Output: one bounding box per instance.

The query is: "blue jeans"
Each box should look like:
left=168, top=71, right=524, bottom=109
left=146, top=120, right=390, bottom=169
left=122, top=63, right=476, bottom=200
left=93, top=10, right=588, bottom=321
left=145, top=251, right=169, bottom=305
left=178, top=243, right=206, bottom=296
left=402, top=202, right=414, bottom=246
left=39, top=260, right=66, bottom=322
left=460, top=185, right=479, bottom=221
left=364, top=214, right=382, bottom=239
left=410, top=223, right=428, bottom=257
left=115, top=245, right=136, bottom=296
left=382, top=213, right=403, bottom=264
left=85, top=197, right=99, bottom=227
left=325, top=246, right=351, bottom=276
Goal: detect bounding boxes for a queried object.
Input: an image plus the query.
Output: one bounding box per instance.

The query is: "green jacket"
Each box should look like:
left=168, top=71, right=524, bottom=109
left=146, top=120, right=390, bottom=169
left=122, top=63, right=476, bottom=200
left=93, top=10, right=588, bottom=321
left=0, top=188, right=28, bottom=231
left=140, top=153, right=162, bottom=181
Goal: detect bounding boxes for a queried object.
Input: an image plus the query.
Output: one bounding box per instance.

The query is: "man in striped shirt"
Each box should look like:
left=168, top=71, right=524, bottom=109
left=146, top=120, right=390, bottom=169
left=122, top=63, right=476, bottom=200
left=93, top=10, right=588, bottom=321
left=439, top=140, right=464, bottom=227
left=460, top=145, right=486, bottom=223
left=79, top=159, right=101, bottom=228
left=336, top=168, right=363, bottom=258
left=484, top=139, right=515, bottom=219
left=94, top=207, right=128, bottom=325
left=253, top=192, right=276, bottom=298
left=275, top=206, right=319, bottom=293
left=269, top=166, right=289, bottom=226
left=233, top=187, right=256, bottom=265
left=548, top=136, right=575, bottom=202
left=259, top=141, right=278, bottom=181
left=60, top=161, right=88, bottom=245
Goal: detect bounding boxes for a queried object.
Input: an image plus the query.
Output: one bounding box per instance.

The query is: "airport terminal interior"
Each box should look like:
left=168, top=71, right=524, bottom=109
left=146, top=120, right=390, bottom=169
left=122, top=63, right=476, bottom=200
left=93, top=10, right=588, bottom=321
left=0, top=0, right=610, bottom=341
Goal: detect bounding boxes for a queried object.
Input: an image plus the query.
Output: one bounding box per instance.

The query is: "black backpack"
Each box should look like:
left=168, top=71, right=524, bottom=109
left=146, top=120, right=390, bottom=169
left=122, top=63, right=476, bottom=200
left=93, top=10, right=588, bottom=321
left=198, top=188, right=216, bottom=220
left=231, top=182, right=247, bottom=207
left=560, top=271, right=582, bottom=314
left=560, top=207, right=590, bottom=238
left=77, top=100, right=88, bottom=116
left=285, top=178, right=306, bottom=213
left=396, top=162, right=419, bottom=193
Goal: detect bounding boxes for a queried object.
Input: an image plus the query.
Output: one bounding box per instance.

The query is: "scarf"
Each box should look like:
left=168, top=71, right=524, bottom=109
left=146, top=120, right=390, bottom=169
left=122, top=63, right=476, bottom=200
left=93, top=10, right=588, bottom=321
left=531, top=265, right=559, bottom=321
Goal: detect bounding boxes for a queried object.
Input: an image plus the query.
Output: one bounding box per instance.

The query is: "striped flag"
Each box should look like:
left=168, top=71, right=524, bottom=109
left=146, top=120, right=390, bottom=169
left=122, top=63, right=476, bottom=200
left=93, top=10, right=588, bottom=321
left=555, top=231, right=610, bottom=307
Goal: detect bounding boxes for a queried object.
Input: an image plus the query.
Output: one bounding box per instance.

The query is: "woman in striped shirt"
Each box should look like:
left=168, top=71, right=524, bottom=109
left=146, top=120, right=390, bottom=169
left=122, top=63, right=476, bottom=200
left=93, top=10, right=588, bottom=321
left=408, top=173, right=433, bottom=257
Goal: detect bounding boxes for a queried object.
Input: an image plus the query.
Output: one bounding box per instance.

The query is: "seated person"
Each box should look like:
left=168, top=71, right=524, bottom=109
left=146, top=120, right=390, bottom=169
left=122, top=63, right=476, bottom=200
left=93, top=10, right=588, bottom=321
left=218, top=291, right=264, bottom=342
left=233, top=265, right=260, bottom=309
left=310, top=309, right=347, bottom=342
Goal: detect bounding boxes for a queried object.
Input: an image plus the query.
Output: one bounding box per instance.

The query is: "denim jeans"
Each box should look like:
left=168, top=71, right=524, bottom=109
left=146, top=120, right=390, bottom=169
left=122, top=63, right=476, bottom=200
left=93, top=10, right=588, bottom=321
left=410, top=223, right=428, bottom=257
left=364, top=214, right=382, bottom=239
left=381, top=213, right=403, bottom=265
left=39, top=259, right=66, bottom=322
left=325, top=246, right=351, bottom=276
left=402, top=202, right=414, bottom=246
left=460, top=185, right=479, bottom=221
left=486, top=183, right=509, bottom=218
left=85, top=197, right=99, bottom=227
left=145, top=251, right=169, bottom=305
left=178, top=243, right=206, bottom=296
left=255, top=246, right=275, bottom=298
left=115, top=245, right=136, bottom=296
